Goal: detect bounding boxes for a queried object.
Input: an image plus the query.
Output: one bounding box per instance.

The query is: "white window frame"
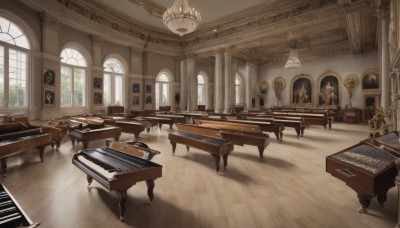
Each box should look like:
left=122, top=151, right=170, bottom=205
left=155, top=72, right=171, bottom=109
left=103, top=58, right=125, bottom=106
left=235, top=74, right=244, bottom=105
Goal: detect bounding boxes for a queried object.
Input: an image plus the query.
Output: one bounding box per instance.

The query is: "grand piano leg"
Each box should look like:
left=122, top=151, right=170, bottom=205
left=169, top=123, right=173, bottom=129
left=186, top=146, right=190, bottom=151
left=56, top=140, right=61, bottom=150
left=273, top=131, right=280, bottom=141
left=82, top=141, right=89, bottom=149
left=377, top=190, right=389, bottom=207
left=37, top=145, right=45, bottom=162
left=86, top=175, right=93, bottom=188
left=118, top=190, right=128, bottom=221
left=222, top=154, right=229, bottom=169
left=300, top=127, right=305, bottom=137
left=158, top=123, right=162, bottom=130
left=146, top=180, right=155, bottom=203
left=134, top=133, right=139, bottom=139
left=114, top=136, right=120, bottom=141
left=257, top=147, right=265, bottom=161
left=146, top=127, right=150, bottom=133
left=70, top=136, right=76, bottom=146
left=295, top=128, right=301, bottom=138
left=357, top=193, right=372, bottom=213
left=170, top=141, right=176, bottom=155
left=0, top=158, right=8, bottom=177
left=211, top=154, right=221, bottom=172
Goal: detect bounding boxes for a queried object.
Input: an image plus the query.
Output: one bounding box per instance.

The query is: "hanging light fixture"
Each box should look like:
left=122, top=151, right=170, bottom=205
left=284, top=49, right=301, bottom=70
left=163, top=0, right=201, bottom=37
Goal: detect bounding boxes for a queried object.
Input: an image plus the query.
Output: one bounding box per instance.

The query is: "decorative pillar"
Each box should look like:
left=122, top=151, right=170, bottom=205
left=90, top=35, right=104, bottom=113
left=180, top=59, right=187, bottom=111
left=186, top=57, right=196, bottom=111
left=129, top=47, right=144, bottom=110
left=224, top=51, right=232, bottom=113
left=39, top=12, right=61, bottom=120
left=379, top=9, right=390, bottom=118
left=390, top=70, right=398, bottom=130
left=245, top=62, right=253, bottom=110
left=214, top=49, right=223, bottom=113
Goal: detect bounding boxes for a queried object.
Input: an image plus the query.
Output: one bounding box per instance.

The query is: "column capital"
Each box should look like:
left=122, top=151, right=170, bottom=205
left=91, top=35, right=104, bottom=46
left=130, top=46, right=143, bottom=57
left=39, top=12, right=60, bottom=31
left=213, top=48, right=224, bottom=55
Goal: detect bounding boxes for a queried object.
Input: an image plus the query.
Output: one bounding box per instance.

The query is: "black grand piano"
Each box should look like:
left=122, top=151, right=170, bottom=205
left=0, top=122, right=51, bottom=177
left=0, top=184, right=39, bottom=227
left=72, top=141, right=162, bottom=221
left=326, top=132, right=400, bottom=213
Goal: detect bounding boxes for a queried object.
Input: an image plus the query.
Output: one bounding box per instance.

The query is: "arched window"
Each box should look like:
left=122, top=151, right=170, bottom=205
left=0, top=16, right=31, bottom=108
left=155, top=73, right=170, bottom=109
left=60, top=48, right=87, bottom=107
left=235, top=74, right=243, bottom=105
left=103, top=58, right=124, bottom=106
left=197, top=74, right=206, bottom=105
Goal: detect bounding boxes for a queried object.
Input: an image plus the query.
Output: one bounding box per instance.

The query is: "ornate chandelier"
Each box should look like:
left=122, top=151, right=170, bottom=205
left=163, top=0, right=201, bottom=37
left=284, top=49, right=301, bottom=70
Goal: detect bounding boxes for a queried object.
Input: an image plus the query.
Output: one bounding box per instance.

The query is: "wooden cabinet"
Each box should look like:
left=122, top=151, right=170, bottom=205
left=107, top=106, right=124, bottom=116
left=344, top=108, right=362, bottom=123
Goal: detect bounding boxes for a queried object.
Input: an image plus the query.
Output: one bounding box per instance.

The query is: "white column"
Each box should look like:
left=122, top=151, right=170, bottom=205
left=186, top=58, right=196, bottom=111
left=380, top=11, right=390, bottom=118
left=391, top=70, right=398, bottom=130
left=180, top=59, right=187, bottom=111
left=214, top=50, right=223, bottom=113
left=224, top=51, right=232, bottom=113
left=245, top=62, right=252, bottom=110
left=129, top=47, right=143, bottom=109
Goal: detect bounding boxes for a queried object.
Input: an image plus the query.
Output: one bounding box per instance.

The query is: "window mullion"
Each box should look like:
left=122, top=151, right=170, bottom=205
left=4, top=47, right=9, bottom=108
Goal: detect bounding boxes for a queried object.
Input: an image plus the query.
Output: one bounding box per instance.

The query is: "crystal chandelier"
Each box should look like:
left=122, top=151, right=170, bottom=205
left=163, top=0, right=201, bottom=37
left=284, top=49, right=301, bottom=70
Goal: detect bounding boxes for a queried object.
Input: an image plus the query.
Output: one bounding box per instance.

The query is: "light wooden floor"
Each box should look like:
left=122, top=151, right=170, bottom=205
left=2, top=122, right=398, bottom=228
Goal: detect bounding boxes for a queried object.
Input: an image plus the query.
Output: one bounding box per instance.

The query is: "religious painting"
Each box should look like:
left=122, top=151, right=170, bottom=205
left=291, top=76, right=312, bottom=105
left=318, top=75, right=339, bottom=106
left=43, top=89, right=55, bottom=106
left=43, top=69, right=55, bottom=86
left=94, top=92, right=102, bottom=105
left=132, top=95, right=139, bottom=105
left=145, top=84, right=152, bottom=94
left=132, top=83, right=140, bottom=93
left=94, top=77, right=102, bottom=90
left=362, top=71, right=379, bottom=90
left=258, top=80, right=269, bottom=95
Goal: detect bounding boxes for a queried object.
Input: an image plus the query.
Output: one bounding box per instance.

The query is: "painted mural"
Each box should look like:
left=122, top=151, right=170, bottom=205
left=318, top=75, right=339, bottom=106
left=292, top=78, right=312, bottom=104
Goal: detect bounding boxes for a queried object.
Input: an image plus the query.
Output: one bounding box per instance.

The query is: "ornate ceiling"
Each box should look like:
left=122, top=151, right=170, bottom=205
left=22, top=0, right=387, bottom=64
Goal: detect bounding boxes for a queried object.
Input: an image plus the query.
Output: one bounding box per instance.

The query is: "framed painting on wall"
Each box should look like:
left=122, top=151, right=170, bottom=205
left=94, top=92, right=103, bottom=105
left=43, top=69, right=55, bottom=86
left=132, top=95, right=139, bottom=105
left=132, top=83, right=140, bottom=93
left=145, top=95, right=152, bottom=104
left=94, top=77, right=102, bottom=90
left=43, top=89, right=55, bottom=106
left=145, top=84, right=152, bottom=94
left=291, top=76, right=312, bottom=105
left=318, top=74, right=339, bottom=106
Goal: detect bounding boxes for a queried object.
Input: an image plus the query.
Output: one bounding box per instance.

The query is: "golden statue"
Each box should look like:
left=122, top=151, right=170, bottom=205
left=368, top=107, right=388, bottom=138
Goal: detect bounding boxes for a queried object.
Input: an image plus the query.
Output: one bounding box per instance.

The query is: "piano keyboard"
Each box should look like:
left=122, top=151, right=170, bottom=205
left=0, top=185, right=37, bottom=227
left=77, top=155, right=117, bottom=180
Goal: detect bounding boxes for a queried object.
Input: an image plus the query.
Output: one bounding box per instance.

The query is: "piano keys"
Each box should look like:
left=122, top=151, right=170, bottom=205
left=0, top=184, right=39, bottom=227
left=72, top=141, right=162, bottom=220
left=0, top=123, right=51, bottom=177
left=326, top=139, right=398, bottom=213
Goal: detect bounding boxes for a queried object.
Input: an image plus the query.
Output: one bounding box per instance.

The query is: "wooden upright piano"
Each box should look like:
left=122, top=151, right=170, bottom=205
left=326, top=132, right=400, bottom=213
left=72, top=141, right=162, bottom=220
left=0, top=123, right=51, bottom=177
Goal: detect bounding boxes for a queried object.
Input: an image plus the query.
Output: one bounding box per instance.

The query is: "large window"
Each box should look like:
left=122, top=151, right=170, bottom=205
left=235, top=74, right=243, bottom=105
left=60, top=48, right=87, bottom=107
left=103, top=58, right=124, bottom=106
left=0, top=16, right=30, bottom=108
left=155, top=73, right=170, bottom=109
left=197, top=74, right=206, bottom=105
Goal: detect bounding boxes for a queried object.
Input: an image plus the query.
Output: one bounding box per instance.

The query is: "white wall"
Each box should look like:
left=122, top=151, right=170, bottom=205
left=259, top=50, right=378, bottom=109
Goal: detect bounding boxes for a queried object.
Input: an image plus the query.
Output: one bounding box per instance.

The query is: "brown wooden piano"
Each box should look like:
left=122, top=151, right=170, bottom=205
left=326, top=132, right=400, bottom=213
left=0, top=183, right=40, bottom=227
left=102, top=117, right=147, bottom=139
left=176, top=123, right=269, bottom=160
left=0, top=122, right=51, bottom=177
left=246, top=116, right=305, bottom=138
left=72, top=141, right=162, bottom=221
left=168, top=127, right=234, bottom=172
left=68, top=123, right=121, bottom=149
